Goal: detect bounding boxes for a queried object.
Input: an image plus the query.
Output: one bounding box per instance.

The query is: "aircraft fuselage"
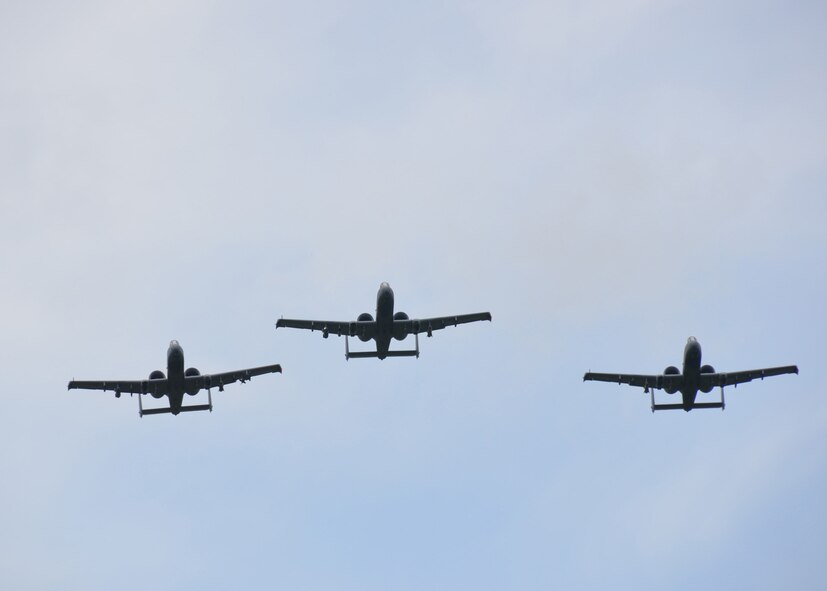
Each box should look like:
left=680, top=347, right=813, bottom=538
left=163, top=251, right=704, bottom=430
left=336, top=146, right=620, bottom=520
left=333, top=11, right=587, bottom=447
left=374, top=282, right=395, bottom=359
left=678, top=336, right=703, bottom=410
left=165, top=340, right=186, bottom=414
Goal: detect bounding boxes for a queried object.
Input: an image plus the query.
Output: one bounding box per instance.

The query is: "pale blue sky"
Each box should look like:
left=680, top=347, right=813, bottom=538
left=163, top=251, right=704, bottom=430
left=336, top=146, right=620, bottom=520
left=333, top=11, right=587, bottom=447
left=1, top=1, right=825, bottom=589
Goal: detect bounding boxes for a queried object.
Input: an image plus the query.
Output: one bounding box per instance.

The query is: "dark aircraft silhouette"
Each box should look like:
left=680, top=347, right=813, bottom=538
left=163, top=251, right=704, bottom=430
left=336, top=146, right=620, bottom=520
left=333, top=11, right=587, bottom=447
left=276, top=282, right=491, bottom=360
left=583, top=337, right=798, bottom=412
left=68, top=340, right=282, bottom=417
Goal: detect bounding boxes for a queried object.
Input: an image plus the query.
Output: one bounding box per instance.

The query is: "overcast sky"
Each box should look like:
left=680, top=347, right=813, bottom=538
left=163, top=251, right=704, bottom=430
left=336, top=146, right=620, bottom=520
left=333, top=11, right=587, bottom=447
left=2, top=1, right=826, bottom=589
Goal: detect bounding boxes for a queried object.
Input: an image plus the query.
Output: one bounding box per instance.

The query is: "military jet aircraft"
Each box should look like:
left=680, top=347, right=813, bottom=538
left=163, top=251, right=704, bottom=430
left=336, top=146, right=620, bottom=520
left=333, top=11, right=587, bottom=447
left=68, top=340, right=282, bottom=417
left=583, top=337, right=798, bottom=412
left=276, top=282, right=491, bottom=360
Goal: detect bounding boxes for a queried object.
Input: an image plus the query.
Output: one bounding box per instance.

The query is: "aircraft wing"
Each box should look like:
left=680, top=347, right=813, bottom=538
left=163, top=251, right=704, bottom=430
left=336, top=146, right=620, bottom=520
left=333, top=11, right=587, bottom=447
left=188, top=364, right=283, bottom=391
left=700, top=365, right=799, bottom=389
left=401, top=312, right=492, bottom=335
left=67, top=379, right=169, bottom=396
left=582, top=372, right=682, bottom=392
left=276, top=318, right=377, bottom=340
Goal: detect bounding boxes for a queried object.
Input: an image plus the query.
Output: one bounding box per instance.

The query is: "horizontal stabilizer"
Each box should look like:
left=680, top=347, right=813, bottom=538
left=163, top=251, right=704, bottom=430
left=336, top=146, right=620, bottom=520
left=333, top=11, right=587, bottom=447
left=652, top=402, right=725, bottom=412
left=652, top=403, right=686, bottom=411
left=178, top=404, right=213, bottom=413
left=139, top=403, right=212, bottom=417
left=346, top=351, right=381, bottom=359
left=383, top=349, right=420, bottom=358
left=140, top=407, right=173, bottom=416
left=344, top=333, right=420, bottom=360
left=346, top=349, right=420, bottom=359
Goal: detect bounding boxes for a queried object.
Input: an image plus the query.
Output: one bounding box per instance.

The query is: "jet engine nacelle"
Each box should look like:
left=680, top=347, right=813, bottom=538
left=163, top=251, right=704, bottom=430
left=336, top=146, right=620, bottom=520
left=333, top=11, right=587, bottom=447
left=357, top=312, right=373, bottom=342
left=700, top=364, right=716, bottom=393
left=185, top=367, right=201, bottom=395
left=148, top=370, right=166, bottom=398
left=663, top=365, right=680, bottom=394
left=393, top=311, right=409, bottom=340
